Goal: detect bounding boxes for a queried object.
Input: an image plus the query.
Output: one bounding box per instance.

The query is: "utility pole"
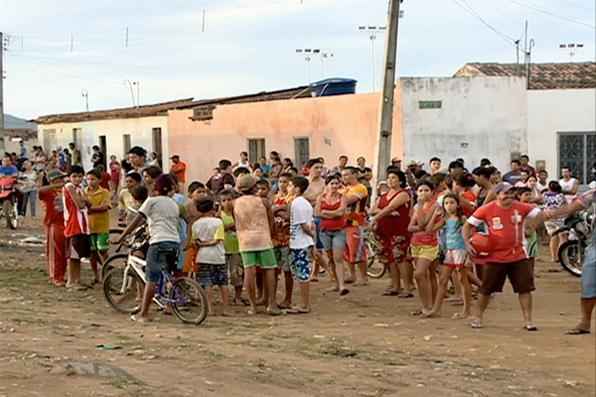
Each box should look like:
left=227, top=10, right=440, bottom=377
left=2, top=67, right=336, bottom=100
left=0, top=32, right=5, bottom=135
left=374, top=0, right=402, bottom=183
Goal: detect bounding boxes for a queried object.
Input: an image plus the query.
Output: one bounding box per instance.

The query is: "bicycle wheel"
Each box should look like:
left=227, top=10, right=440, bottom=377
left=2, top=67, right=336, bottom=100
left=8, top=201, right=18, bottom=230
left=169, top=277, right=208, bottom=325
left=558, top=240, right=585, bottom=277
left=108, top=228, right=124, bottom=256
left=103, top=264, right=143, bottom=314
left=366, top=237, right=386, bottom=279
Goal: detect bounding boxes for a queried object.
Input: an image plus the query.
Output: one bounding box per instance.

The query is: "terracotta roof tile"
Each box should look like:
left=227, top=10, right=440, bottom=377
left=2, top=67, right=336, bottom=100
left=454, top=62, right=596, bottom=90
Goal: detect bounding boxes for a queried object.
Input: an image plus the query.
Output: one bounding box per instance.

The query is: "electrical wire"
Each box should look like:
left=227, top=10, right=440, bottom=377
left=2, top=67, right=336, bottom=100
left=450, top=0, right=518, bottom=45
left=506, top=0, right=596, bottom=29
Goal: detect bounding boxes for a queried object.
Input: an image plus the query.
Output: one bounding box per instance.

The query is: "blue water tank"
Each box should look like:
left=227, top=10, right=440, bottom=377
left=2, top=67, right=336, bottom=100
left=310, top=78, right=357, bottom=97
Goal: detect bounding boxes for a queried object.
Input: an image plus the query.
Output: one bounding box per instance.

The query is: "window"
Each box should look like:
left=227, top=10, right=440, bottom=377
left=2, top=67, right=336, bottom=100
left=419, top=100, right=442, bottom=109
left=248, top=138, right=266, bottom=164
left=123, top=134, right=131, bottom=157
left=558, top=131, right=596, bottom=185
left=152, top=128, right=163, bottom=168
left=294, top=137, right=310, bottom=170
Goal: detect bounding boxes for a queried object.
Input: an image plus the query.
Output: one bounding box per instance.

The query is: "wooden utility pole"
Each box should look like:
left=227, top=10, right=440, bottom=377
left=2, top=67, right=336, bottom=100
left=0, top=32, right=5, bottom=135
left=374, top=0, right=402, bottom=182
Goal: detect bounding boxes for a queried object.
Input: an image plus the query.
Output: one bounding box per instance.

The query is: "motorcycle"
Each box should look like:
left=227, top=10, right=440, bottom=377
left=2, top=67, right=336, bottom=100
left=0, top=177, right=19, bottom=230
left=555, top=211, right=593, bottom=277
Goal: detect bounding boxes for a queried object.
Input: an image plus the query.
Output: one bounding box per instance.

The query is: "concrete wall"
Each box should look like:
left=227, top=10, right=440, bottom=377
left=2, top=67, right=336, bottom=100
left=37, top=116, right=169, bottom=171
left=400, top=76, right=527, bottom=172
left=527, top=89, right=596, bottom=180
left=168, top=93, right=404, bottom=183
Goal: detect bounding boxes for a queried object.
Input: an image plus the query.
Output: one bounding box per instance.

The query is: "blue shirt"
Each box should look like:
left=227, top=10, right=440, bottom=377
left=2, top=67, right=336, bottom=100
left=444, top=218, right=466, bottom=250
left=0, top=165, right=18, bottom=177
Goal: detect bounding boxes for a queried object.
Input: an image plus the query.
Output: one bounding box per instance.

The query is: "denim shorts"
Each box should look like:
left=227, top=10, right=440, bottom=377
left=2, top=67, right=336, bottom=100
left=582, top=244, right=596, bottom=299
left=313, top=217, right=324, bottom=250
left=197, top=263, right=228, bottom=288
left=146, top=241, right=179, bottom=283
left=319, top=229, right=346, bottom=252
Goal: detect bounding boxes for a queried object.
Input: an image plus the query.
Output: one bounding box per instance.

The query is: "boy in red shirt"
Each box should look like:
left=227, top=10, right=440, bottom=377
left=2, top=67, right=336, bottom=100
left=463, top=182, right=545, bottom=331
left=38, top=170, right=67, bottom=287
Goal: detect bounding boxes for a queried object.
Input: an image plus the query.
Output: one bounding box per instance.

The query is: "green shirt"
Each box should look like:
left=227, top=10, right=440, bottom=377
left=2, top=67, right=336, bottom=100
left=221, top=211, right=239, bottom=254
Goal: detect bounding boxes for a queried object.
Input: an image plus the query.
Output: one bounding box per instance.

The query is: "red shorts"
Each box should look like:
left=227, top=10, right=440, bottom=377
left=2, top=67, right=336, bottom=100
left=344, top=226, right=368, bottom=264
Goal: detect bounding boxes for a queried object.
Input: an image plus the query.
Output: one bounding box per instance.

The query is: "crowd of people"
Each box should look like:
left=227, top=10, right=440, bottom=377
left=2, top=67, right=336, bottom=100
left=1, top=143, right=594, bottom=334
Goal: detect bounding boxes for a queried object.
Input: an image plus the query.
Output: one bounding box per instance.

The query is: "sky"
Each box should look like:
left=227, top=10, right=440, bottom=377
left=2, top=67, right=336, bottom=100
left=1, top=0, right=594, bottom=119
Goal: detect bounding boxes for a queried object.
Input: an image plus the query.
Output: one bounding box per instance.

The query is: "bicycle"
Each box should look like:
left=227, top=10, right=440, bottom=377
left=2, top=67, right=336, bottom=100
left=102, top=226, right=208, bottom=325
left=365, top=229, right=387, bottom=279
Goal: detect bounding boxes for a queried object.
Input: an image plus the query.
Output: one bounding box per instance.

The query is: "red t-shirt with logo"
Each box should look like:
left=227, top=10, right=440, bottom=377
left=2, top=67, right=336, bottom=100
left=467, top=201, right=540, bottom=264
left=38, top=188, right=65, bottom=226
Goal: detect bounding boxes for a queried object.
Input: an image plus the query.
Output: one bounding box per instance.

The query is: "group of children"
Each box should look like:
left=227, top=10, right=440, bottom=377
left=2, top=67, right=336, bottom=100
left=39, top=166, right=111, bottom=289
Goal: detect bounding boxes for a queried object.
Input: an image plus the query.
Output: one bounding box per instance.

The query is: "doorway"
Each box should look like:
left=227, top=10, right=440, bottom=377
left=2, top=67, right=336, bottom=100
left=99, top=135, right=107, bottom=169
left=152, top=128, right=163, bottom=168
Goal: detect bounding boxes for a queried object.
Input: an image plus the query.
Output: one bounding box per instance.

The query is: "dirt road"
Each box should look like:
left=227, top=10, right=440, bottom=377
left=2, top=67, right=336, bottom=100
left=0, top=223, right=594, bottom=397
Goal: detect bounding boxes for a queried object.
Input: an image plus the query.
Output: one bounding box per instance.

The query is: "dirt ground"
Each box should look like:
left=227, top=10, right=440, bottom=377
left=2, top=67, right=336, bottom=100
left=0, top=220, right=594, bottom=397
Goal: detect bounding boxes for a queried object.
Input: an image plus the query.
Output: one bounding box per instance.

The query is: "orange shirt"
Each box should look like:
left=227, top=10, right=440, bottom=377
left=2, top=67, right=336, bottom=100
left=170, top=161, right=187, bottom=184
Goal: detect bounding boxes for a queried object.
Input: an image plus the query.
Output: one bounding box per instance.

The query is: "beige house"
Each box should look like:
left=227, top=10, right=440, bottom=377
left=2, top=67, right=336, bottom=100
left=34, top=99, right=194, bottom=171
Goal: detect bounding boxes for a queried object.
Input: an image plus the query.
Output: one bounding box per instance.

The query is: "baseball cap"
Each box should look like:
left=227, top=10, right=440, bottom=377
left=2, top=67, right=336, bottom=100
left=494, top=182, right=514, bottom=194
left=47, top=169, right=66, bottom=181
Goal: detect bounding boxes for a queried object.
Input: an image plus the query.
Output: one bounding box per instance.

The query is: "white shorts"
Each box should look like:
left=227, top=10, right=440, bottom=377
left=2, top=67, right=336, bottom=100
left=443, top=249, right=467, bottom=268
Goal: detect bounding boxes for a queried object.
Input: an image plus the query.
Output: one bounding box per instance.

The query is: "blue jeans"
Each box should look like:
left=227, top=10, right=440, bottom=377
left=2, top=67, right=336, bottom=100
left=19, top=190, right=37, bottom=217
left=146, top=241, right=179, bottom=283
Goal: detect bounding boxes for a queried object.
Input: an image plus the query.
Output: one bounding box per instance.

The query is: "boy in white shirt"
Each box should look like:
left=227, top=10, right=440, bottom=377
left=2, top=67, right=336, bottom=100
left=193, top=197, right=229, bottom=316
left=288, top=176, right=315, bottom=314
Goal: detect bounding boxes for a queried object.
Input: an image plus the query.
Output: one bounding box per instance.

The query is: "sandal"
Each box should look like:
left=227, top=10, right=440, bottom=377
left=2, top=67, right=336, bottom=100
left=470, top=319, right=483, bottom=329
left=524, top=324, right=538, bottom=332
left=398, top=292, right=414, bottom=299
left=287, top=307, right=311, bottom=314
left=566, top=328, right=591, bottom=335
left=266, top=306, right=282, bottom=316
left=339, top=288, right=350, bottom=296
left=382, top=289, right=400, bottom=296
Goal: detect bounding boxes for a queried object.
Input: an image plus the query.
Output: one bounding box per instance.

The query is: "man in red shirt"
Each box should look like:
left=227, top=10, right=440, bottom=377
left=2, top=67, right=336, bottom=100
left=169, top=155, right=187, bottom=189
left=38, top=170, right=68, bottom=287
left=463, top=182, right=544, bottom=331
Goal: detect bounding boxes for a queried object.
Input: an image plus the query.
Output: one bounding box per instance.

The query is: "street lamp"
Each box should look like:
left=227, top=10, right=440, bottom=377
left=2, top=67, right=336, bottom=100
left=81, top=89, right=89, bottom=112
left=559, top=43, right=584, bottom=60
left=358, top=26, right=386, bottom=92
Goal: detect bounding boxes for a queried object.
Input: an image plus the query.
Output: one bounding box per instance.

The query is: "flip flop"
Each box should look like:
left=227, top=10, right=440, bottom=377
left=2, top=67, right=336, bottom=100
left=470, top=319, right=483, bottom=329
left=566, top=328, right=591, bottom=335
left=382, top=289, right=399, bottom=296
left=286, top=307, right=311, bottom=314
left=524, top=324, right=538, bottom=331
left=339, top=288, right=350, bottom=296
left=410, top=309, right=423, bottom=316
left=398, top=292, right=414, bottom=299
left=266, top=307, right=282, bottom=316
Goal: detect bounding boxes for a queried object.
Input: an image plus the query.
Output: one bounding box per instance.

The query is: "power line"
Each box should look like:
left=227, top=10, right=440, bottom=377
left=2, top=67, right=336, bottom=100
left=506, top=0, right=596, bottom=29
left=451, top=0, right=517, bottom=44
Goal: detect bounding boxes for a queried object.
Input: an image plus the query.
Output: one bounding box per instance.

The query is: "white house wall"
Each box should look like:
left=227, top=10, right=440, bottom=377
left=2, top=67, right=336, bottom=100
left=400, top=76, right=527, bottom=172
left=527, top=89, right=596, bottom=180
left=37, top=116, right=169, bottom=171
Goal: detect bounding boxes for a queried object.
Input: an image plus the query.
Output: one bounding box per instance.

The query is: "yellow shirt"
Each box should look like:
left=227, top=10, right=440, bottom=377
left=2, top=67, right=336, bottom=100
left=86, top=187, right=111, bottom=234
left=343, top=183, right=369, bottom=226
